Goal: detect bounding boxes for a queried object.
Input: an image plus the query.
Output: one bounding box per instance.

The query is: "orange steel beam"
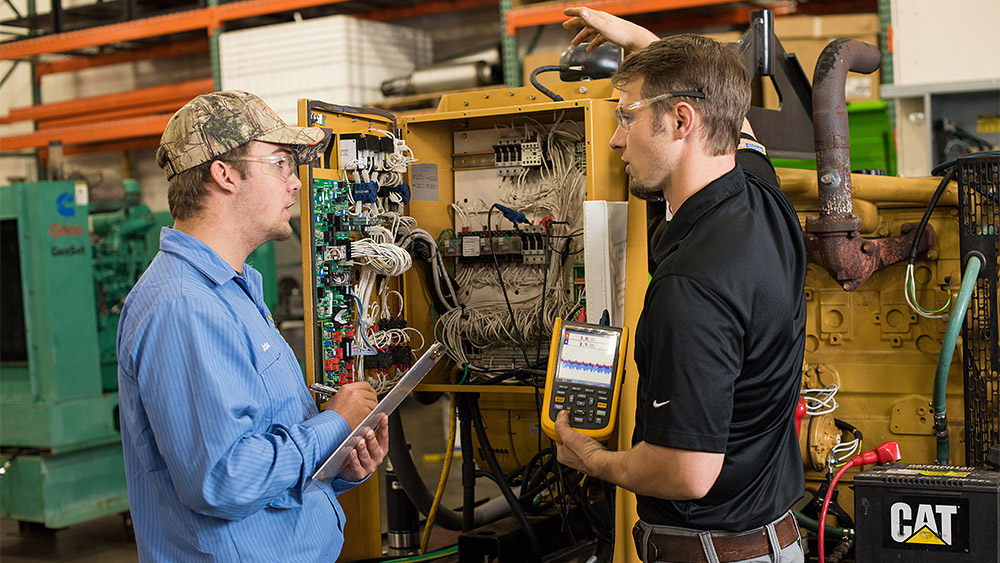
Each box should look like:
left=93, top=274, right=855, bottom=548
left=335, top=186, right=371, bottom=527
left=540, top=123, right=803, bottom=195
left=216, top=0, right=353, bottom=21
left=61, top=136, right=161, bottom=156
left=638, top=0, right=877, bottom=34
left=0, top=0, right=355, bottom=60
left=34, top=38, right=210, bottom=78
left=505, top=0, right=736, bottom=34
left=0, top=9, right=215, bottom=60
left=0, top=114, right=171, bottom=151
left=641, top=6, right=756, bottom=33
left=363, top=0, right=497, bottom=21
left=36, top=100, right=185, bottom=130
left=2, top=78, right=212, bottom=123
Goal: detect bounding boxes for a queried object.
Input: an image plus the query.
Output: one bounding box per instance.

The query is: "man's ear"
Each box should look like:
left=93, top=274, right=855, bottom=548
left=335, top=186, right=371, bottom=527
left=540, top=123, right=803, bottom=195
left=672, top=102, right=698, bottom=140
left=209, top=160, right=239, bottom=195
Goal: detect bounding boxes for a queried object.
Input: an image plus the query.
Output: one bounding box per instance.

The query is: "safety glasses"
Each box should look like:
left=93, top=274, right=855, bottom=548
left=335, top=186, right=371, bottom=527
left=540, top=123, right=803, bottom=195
left=615, top=90, right=706, bottom=133
left=229, top=154, right=297, bottom=180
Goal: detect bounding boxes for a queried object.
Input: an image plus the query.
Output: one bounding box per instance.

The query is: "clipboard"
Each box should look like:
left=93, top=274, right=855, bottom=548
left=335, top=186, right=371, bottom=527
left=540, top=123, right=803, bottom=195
left=306, top=342, right=446, bottom=491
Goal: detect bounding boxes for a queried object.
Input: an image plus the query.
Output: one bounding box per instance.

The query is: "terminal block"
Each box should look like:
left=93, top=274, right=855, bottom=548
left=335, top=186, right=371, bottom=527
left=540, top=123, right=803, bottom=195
left=492, top=137, right=546, bottom=177
left=445, top=225, right=547, bottom=265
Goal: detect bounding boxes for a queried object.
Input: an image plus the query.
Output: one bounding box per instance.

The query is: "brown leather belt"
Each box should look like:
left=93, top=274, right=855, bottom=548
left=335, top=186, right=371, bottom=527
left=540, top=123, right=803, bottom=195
left=632, top=512, right=799, bottom=563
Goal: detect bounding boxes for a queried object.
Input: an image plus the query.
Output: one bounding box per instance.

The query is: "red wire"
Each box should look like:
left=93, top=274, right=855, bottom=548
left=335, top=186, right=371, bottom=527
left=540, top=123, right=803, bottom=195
left=818, top=460, right=854, bottom=563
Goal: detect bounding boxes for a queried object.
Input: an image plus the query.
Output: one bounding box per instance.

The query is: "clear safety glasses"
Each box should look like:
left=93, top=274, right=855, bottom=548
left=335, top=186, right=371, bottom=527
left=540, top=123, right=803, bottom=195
left=229, top=154, right=298, bottom=180
left=614, top=90, right=706, bottom=133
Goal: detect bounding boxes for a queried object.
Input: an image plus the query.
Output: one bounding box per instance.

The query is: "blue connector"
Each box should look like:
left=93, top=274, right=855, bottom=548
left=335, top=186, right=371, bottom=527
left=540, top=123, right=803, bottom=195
left=494, top=203, right=530, bottom=224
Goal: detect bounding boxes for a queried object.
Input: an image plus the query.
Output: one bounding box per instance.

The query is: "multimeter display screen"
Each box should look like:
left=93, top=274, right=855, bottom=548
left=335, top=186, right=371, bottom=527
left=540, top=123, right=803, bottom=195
left=554, top=327, right=620, bottom=388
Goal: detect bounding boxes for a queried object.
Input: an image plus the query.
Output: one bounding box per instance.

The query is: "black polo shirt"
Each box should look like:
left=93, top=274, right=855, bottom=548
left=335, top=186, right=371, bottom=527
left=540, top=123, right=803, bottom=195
left=632, top=146, right=806, bottom=532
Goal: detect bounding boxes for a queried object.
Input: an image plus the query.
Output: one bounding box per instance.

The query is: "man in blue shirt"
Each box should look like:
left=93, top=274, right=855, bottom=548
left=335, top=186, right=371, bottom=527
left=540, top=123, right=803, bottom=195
left=118, top=90, right=388, bottom=561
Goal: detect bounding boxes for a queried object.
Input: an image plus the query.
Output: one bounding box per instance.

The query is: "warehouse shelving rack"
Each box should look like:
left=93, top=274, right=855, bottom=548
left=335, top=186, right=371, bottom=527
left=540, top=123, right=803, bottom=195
left=0, top=0, right=499, bottom=155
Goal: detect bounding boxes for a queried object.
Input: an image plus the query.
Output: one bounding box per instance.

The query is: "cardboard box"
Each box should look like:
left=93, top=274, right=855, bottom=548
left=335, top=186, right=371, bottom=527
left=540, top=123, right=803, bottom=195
left=765, top=13, right=882, bottom=108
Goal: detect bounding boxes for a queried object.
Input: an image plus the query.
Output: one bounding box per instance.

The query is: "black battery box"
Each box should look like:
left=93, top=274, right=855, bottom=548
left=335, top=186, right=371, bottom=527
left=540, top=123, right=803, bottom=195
left=854, top=463, right=1000, bottom=562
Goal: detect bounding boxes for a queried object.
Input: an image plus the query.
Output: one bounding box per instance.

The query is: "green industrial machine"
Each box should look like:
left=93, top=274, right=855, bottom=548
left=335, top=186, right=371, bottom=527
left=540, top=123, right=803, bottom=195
left=1, top=179, right=280, bottom=529
left=0, top=180, right=165, bottom=528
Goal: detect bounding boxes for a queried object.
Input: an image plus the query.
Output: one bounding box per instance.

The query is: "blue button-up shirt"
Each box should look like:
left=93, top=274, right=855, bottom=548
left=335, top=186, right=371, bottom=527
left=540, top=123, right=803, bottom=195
left=118, top=227, right=357, bottom=562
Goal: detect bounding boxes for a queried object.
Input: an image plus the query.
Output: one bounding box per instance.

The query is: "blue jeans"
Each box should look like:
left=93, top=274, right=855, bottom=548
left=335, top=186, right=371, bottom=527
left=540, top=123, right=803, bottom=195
left=634, top=511, right=804, bottom=563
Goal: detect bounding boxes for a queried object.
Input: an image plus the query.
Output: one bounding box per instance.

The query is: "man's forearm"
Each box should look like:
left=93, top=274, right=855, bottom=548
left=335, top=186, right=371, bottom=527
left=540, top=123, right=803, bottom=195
left=584, top=442, right=724, bottom=501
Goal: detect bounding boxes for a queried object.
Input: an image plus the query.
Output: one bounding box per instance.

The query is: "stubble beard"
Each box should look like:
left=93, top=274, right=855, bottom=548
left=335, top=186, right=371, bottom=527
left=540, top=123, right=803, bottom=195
left=629, top=182, right=662, bottom=201
left=270, top=220, right=293, bottom=243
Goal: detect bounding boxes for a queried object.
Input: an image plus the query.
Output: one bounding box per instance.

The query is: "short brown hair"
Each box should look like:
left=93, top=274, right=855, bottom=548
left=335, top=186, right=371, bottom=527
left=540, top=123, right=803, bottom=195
left=612, top=34, right=750, bottom=156
left=167, top=143, right=252, bottom=221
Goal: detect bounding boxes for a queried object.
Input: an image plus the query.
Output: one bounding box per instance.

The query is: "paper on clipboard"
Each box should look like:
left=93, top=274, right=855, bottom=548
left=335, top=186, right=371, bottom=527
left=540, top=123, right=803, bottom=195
left=306, top=342, right=445, bottom=491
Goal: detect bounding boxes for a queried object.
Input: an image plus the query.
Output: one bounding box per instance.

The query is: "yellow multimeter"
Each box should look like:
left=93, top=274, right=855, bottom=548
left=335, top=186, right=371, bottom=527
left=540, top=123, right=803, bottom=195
left=541, top=317, right=629, bottom=443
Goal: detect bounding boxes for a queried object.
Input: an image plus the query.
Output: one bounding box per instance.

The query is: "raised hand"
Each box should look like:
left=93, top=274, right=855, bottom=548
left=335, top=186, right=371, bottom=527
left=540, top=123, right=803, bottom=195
left=562, top=6, right=659, bottom=56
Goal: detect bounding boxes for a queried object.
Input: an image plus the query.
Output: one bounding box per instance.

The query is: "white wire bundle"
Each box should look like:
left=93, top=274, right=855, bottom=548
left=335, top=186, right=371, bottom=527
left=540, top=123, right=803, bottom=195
left=455, top=264, right=545, bottom=290
left=832, top=434, right=861, bottom=464
left=904, top=263, right=952, bottom=319
left=800, top=383, right=840, bottom=416
left=434, top=285, right=582, bottom=371
left=451, top=203, right=470, bottom=230
left=351, top=225, right=412, bottom=277
left=494, top=115, right=586, bottom=229
left=435, top=301, right=541, bottom=368
left=370, top=128, right=419, bottom=170
left=396, top=224, right=460, bottom=311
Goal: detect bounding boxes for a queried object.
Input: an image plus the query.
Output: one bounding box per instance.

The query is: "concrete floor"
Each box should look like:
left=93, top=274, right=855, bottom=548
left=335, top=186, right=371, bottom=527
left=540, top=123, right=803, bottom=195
left=0, top=395, right=503, bottom=562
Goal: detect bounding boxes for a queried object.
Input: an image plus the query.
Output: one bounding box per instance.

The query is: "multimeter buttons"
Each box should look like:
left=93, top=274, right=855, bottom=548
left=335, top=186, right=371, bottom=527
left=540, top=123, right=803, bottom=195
left=552, top=384, right=611, bottom=429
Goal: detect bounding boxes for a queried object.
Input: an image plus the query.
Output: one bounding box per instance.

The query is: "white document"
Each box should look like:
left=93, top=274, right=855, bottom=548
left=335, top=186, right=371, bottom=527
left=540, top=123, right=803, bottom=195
left=583, top=200, right=629, bottom=327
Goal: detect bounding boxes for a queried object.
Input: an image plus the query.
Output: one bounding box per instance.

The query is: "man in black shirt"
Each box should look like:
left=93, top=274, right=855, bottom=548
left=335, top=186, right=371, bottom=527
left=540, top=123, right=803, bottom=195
left=556, top=8, right=806, bottom=563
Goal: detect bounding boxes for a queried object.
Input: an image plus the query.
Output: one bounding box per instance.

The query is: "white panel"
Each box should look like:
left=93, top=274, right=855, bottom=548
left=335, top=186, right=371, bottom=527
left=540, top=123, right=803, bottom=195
left=891, top=0, right=1000, bottom=86
left=219, top=15, right=433, bottom=124
left=583, top=201, right=628, bottom=327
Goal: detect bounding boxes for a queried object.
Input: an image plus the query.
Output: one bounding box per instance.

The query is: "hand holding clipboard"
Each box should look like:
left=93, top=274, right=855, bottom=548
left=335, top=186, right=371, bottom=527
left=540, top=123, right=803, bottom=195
left=306, top=342, right=446, bottom=491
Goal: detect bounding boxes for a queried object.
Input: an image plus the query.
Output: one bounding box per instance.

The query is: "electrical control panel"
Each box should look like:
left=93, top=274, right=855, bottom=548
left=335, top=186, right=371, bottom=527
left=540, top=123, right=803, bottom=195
left=299, top=101, right=424, bottom=395
left=310, top=178, right=357, bottom=388
left=391, top=86, right=626, bottom=378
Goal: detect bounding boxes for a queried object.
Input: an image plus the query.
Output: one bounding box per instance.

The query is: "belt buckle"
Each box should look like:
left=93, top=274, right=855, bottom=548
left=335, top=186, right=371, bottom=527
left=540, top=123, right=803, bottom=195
left=632, top=522, right=659, bottom=561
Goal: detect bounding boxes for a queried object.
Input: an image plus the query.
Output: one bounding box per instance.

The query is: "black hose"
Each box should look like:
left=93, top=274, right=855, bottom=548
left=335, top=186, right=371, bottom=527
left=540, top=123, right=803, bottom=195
left=529, top=65, right=566, bottom=102
left=460, top=398, right=476, bottom=533
left=388, top=403, right=517, bottom=532
left=387, top=410, right=463, bottom=531
left=908, top=167, right=956, bottom=264
left=834, top=418, right=863, bottom=443
left=466, top=394, right=543, bottom=562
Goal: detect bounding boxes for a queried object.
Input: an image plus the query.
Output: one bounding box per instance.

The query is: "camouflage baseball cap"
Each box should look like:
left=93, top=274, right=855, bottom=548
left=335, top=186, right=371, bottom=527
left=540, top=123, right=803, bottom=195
left=156, top=90, right=330, bottom=180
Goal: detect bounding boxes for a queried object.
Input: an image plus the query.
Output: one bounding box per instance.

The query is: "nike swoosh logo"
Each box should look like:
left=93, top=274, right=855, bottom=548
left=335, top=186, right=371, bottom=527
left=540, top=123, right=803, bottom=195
left=652, top=400, right=670, bottom=408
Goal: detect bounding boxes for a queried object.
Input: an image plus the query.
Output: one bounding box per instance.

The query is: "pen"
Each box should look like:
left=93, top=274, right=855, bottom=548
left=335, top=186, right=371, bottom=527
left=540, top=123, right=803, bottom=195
left=309, top=383, right=338, bottom=400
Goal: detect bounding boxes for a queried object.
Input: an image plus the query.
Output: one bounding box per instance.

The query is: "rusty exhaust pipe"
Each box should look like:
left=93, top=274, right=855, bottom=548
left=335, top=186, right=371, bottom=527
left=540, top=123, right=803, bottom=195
left=803, top=39, right=935, bottom=291
left=809, top=38, right=880, bottom=233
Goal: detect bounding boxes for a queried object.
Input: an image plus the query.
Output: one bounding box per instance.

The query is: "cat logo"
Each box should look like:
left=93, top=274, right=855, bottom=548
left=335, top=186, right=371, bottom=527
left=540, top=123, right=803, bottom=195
left=890, top=502, right=957, bottom=545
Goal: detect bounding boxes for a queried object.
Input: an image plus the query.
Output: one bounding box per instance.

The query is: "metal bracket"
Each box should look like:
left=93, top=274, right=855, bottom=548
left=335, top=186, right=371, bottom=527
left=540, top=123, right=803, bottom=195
left=737, top=10, right=816, bottom=160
